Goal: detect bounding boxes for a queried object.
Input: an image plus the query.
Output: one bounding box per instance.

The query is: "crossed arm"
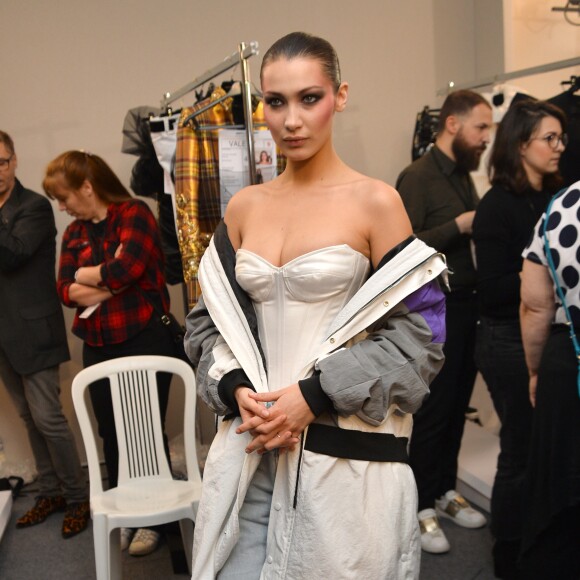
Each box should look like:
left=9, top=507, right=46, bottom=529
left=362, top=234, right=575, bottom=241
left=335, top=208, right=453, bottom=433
left=67, top=244, right=123, bottom=306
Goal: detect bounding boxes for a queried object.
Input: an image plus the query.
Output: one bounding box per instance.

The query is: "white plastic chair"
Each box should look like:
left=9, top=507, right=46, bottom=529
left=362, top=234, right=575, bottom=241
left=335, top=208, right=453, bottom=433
left=72, top=355, right=202, bottom=580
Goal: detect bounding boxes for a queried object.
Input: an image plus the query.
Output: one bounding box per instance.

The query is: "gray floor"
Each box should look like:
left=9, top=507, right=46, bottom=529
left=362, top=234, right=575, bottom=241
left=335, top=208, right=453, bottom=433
left=0, top=483, right=497, bottom=579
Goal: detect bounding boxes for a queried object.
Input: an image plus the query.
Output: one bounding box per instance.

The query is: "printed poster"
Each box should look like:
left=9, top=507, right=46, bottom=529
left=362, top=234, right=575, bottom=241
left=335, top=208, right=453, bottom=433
left=218, top=129, right=278, bottom=216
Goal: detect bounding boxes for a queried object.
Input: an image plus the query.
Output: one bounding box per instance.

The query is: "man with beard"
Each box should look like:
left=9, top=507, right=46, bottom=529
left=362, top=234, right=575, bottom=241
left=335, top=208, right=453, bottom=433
left=396, top=90, right=492, bottom=554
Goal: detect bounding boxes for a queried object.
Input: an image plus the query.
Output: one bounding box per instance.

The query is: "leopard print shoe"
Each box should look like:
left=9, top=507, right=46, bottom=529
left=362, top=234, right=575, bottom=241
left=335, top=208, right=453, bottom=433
left=16, top=495, right=66, bottom=528
left=62, top=500, right=90, bottom=538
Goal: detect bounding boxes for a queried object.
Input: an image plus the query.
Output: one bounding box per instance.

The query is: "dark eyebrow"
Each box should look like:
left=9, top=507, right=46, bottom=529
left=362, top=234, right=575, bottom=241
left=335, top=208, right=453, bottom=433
left=263, top=85, right=326, bottom=98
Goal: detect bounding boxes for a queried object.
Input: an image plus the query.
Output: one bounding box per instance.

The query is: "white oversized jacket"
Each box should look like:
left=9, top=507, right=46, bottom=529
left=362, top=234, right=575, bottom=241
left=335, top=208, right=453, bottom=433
left=185, top=222, right=447, bottom=579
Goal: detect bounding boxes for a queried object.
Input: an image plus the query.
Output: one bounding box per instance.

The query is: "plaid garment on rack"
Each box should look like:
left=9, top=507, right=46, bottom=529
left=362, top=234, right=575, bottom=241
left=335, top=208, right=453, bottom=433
left=175, top=87, right=234, bottom=307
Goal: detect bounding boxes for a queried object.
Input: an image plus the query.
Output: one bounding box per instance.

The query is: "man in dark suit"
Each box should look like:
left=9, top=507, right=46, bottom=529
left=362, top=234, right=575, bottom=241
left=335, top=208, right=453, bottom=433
left=0, top=130, right=89, bottom=538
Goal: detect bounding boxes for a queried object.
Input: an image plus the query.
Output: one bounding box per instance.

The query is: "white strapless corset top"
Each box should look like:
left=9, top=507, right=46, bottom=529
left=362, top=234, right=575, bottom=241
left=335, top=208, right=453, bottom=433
left=235, top=246, right=370, bottom=388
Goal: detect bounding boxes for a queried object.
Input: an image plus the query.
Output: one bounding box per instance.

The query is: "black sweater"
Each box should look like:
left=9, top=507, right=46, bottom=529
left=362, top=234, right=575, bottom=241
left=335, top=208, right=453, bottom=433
left=472, top=183, right=550, bottom=320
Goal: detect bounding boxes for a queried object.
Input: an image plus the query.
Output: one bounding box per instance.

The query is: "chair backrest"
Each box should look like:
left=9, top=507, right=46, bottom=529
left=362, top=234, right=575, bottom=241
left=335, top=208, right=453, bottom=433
left=72, top=355, right=201, bottom=495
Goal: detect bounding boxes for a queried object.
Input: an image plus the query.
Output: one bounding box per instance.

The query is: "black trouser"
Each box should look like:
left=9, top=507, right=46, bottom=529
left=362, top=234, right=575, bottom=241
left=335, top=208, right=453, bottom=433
left=83, top=316, right=175, bottom=489
left=475, top=317, right=532, bottom=542
left=410, top=290, right=478, bottom=511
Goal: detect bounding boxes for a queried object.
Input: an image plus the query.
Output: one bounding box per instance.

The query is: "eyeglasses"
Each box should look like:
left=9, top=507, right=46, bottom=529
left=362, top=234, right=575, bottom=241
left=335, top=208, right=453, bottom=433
left=529, top=133, right=569, bottom=150
left=0, top=155, right=13, bottom=170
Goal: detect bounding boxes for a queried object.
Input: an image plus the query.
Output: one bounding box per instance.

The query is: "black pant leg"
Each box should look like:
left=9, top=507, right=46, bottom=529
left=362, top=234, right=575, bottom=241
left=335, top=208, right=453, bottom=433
left=410, top=292, right=478, bottom=510
left=475, top=317, right=532, bottom=542
left=83, top=316, right=177, bottom=489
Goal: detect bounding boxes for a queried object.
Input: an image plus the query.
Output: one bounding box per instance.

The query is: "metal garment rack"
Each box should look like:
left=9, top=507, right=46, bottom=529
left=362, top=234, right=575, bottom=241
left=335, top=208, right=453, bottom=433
left=552, top=2, right=580, bottom=12
left=161, top=41, right=260, bottom=184
left=437, top=56, right=580, bottom=96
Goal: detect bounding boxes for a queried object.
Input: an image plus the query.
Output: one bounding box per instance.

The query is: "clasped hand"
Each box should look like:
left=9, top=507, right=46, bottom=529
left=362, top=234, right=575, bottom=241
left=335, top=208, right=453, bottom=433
left=234, top=384, right=315, bottom=454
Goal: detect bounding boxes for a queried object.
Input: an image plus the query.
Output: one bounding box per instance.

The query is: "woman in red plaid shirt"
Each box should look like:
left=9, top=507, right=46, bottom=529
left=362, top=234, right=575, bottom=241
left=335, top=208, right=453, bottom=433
left=43, top=150, right=176, bottom=556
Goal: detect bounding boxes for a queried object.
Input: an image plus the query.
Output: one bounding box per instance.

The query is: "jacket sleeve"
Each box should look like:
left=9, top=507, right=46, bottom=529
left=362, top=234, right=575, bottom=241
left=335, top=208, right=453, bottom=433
left=397, top=170, right=461, bottom=251
left=0, top=195, right=56, bottom=273
left=184, top=295, right=254, bottom=416
left=301, top=279, right=446, bottom=426
left=100, top=201, right=161, bottom=291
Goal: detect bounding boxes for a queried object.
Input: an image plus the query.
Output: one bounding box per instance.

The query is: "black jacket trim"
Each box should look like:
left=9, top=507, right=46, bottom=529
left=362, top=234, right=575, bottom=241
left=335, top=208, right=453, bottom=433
left=304, top=423, right=409, bottom=463
left=218, top=368, right=255, bottom=417
left=298, top=372, right=334, bottom=416
left=213, top=221, right=267, bottom=371
left=373, top=235, right=416, bottom=273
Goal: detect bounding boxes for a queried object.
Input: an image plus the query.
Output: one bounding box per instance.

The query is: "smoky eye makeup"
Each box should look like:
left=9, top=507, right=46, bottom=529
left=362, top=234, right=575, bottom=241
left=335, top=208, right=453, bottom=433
left=303, top=92, right=324, bottom=104
left=264, top=95, right=284, bottom=107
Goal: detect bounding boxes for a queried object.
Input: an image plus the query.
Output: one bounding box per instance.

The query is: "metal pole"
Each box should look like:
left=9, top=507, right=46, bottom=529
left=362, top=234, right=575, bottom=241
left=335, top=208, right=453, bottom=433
left=239, top=42, right=257, bottom=185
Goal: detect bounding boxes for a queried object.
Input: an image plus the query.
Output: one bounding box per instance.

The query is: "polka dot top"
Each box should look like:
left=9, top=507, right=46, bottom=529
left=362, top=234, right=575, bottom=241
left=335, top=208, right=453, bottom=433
left=523, top=181, right=580, bottom=328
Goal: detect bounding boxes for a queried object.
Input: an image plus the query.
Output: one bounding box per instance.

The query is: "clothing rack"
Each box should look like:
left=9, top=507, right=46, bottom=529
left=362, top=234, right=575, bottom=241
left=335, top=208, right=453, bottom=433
left=161, top=41, right=260, bottom=183
left=551, top=3, right=580, bottom=13
left=436, top=56, right=580, bottom=96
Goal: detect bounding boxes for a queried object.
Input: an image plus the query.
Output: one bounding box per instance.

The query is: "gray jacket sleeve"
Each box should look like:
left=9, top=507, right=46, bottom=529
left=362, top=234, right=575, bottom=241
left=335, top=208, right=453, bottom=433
left=315, top=282, right=445, bottom=426
left=184, top=296, right=242, bottom=416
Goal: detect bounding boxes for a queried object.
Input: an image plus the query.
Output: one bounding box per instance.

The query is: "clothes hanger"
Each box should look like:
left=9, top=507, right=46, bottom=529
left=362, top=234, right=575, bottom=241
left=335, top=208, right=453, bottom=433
left=182, top=81, right=242, bottom=125
left=561, top=75, right=579, bottom=93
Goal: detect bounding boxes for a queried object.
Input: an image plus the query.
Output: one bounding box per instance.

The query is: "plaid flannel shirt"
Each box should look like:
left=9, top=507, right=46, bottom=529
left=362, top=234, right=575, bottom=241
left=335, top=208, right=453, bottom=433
left=57, top=199, right=169, bottom=346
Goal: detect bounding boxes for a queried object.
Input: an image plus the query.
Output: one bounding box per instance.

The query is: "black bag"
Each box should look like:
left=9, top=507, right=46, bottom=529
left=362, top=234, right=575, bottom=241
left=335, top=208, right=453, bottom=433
left=159, top=311, right=191, bottom=365
left=0, top=476, right=24, bottom=499
left=131, top=291, right=194, bottom=367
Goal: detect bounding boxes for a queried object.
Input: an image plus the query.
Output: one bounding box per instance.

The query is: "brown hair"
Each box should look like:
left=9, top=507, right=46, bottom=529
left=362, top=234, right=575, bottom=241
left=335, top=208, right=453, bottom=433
left=43, top=150, right=131, bottom=204
left=438, top=90, right=491, bottom=133
left=489, top=99, right=566, bottom=194
left=0, top=130, right=15, bottom=156
left=260, top=32, right=341, bottom=92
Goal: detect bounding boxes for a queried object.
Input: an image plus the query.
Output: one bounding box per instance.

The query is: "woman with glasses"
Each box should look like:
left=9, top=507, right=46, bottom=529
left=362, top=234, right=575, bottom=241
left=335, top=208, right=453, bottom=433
left=472, top=99, right=567, bottom=579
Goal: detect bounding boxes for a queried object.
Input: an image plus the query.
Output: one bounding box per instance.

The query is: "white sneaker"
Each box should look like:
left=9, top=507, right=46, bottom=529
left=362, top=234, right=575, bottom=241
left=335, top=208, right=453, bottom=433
left=418, top=508, right=450, bottom=554
left=120, top=527, right=134, bottom=551
left=435, top=490, right=486, bottom=529
left=128, top=528, right=161, bottom=556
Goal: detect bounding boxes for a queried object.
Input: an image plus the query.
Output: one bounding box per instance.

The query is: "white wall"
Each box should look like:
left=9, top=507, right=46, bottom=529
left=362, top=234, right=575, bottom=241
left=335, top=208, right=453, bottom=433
left=433, top=0, right=504, bottom=103
left=0, top=0, right=439, bottom=468
left=503, top=0, right=580, bottom=98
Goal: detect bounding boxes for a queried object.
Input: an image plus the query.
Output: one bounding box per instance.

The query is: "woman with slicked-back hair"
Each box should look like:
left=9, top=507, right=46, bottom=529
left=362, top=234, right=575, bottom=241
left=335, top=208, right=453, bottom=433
left=185, top=32, right=447, bottom=579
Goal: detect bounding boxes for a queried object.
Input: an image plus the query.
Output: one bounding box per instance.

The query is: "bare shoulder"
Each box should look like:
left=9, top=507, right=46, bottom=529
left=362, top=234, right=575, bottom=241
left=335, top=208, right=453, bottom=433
left=223, top=184, right=266, bottom=248
left=349, top=174, right=412, bottom=265
left=351, top=175, right=405, bottom=214
left=226, top=184, right=265, bottom=220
